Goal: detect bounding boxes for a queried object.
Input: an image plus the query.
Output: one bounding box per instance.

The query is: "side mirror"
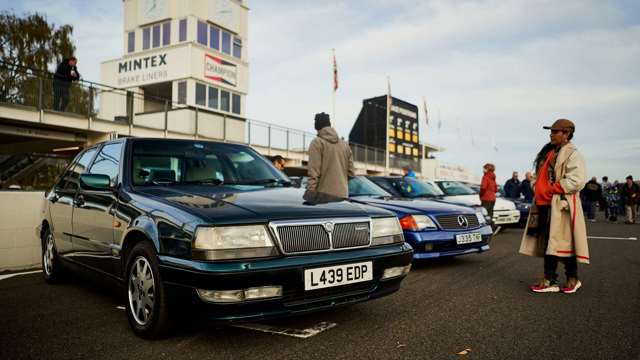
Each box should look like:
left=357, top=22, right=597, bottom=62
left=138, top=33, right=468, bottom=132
left=79, top=174, right=112, bottom=191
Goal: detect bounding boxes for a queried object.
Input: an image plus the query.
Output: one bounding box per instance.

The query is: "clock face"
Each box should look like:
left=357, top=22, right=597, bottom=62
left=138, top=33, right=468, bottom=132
left=210, top=0, right=240, bottom=33
left=140, top=0, right=168, bottom=23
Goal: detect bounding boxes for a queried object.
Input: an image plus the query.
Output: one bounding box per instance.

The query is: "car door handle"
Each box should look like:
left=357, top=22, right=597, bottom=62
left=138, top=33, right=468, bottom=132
left=75, top=195, right=85, bottom=207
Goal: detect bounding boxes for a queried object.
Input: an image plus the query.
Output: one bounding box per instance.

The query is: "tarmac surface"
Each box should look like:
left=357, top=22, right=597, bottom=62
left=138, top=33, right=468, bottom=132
left=1, top=215, right=638, bottom=360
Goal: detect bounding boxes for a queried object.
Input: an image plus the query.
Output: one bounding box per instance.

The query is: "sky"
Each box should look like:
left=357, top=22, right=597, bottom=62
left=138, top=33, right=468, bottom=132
left=3, top=0, right=640, bottom=183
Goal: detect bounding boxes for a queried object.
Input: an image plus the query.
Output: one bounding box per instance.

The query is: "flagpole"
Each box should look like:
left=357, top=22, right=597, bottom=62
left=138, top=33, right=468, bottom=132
left=385, top=76, right=391, bottom=174
left=331, top=48, right=336, bottom=128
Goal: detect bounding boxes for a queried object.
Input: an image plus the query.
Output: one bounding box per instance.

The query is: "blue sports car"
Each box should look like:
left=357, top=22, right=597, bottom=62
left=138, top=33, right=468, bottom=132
left=348, top=176, right=493, bottom=260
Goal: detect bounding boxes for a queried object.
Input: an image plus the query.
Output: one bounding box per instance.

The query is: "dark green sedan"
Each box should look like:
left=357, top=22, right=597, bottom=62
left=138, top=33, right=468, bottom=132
left=38, top=138, right=413, bottom=338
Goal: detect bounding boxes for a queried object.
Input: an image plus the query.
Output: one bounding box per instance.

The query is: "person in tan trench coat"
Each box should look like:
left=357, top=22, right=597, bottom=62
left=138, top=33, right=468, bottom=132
left=520, top=119, right=589, bottom=294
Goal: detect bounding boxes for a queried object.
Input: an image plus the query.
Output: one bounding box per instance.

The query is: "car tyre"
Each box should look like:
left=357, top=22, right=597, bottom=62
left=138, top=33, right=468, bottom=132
left=42, top=228, right=63, bottom=283
left=124, top=241, right=172, bottom=339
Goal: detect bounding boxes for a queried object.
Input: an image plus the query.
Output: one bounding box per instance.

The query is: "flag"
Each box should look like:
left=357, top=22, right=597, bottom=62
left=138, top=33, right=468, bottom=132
left=422, top=97, right=429, bottom=126
left=437, top=108, right=442, bottom=134
left=332, top=49, right=338, bottom=92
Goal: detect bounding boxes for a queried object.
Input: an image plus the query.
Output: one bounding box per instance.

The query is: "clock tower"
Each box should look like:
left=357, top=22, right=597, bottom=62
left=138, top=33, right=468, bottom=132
left=99, top=0, right=249, bottom=139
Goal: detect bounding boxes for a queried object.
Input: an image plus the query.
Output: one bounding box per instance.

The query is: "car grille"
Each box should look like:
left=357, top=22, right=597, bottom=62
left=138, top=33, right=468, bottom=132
left=273, top=220, right=371, bottom=254
left=277, top=225, right=331, bottom=253
left=435, top=214, right=480, bottom=230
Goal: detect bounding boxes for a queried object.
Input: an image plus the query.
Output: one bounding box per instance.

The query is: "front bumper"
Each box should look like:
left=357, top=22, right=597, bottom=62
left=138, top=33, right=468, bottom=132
left=158, top=243, right=413, bottom=321
left=492, top=209, right=521, bottom=225
left=404, top=225, right=493, bottom=260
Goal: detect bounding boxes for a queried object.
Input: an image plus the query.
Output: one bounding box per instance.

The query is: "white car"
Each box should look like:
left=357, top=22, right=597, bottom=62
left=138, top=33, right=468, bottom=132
left=425, top=180, right=521, bottom=226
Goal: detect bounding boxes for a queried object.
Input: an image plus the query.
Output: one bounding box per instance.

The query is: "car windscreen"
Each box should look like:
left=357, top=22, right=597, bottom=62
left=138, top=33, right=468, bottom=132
left=399, top=178, right=443, bottom=198
left=436, top=181, right=477, bottom=196
left=131, top=140, right=288, bottom=187
left=348, top=176, right=391, bottom=197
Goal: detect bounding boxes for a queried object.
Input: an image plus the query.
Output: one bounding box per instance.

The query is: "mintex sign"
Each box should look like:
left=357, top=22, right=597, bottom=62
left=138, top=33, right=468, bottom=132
left=115, top=53, right=169, bottom=87
left=204, top=54, right=237, bottom=87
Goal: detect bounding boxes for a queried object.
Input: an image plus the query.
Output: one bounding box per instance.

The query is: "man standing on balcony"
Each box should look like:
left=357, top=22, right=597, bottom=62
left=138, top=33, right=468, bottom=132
left=307, top=112, right=354, bottom=198
left=53, top=56, right=80, bottom=112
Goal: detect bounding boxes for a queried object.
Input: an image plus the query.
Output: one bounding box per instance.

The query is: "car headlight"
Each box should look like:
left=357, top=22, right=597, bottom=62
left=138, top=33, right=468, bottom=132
left=480, top=207, right=489, bottom=216
left=193, top=225, right=278, bottom=260
left=476, top=212, right=487, bottom=224
left=371, top=217, right=404, bottom=246
left=399, top=215, right=437, bottom=231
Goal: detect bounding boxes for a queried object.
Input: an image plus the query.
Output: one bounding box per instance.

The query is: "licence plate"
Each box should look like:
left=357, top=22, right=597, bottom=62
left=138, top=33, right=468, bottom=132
left=456, top=233, right=482, bottom=245
left=495, top=217, right=514, bottom=224
left=304, top=261, right=373, bottom=291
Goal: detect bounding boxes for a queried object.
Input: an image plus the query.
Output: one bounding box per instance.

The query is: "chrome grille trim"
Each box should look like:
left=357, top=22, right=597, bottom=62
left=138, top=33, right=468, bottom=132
left=269, top=218, right=372, bottom=255
left=435, top=214, right=480, bottom=230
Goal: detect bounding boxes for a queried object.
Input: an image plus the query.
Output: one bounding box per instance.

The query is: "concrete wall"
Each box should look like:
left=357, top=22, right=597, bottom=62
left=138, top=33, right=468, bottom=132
left=0, top=192, right=44, bottom=272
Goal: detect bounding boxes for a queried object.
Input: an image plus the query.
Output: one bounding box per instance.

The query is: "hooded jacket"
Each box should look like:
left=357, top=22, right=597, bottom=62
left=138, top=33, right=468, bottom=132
left=479, top=171, right=498, bottom=202
left=307, top=127, right=355, bottom=198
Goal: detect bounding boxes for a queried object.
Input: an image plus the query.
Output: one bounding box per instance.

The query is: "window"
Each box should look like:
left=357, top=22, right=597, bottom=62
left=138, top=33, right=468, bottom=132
left=177, top=81, right=187, bottom=104
left=220, top=90, right=230, bottom=112
left=232, top=93, right=240, bottom=114
left=195, top=83, right=206, bottom=106
left=208, top=86, right=218, bottom=109
left=221, top=31, right=231, bottom=54
left=197, top=21, right=207, bottom=45
left=209, top=26, right=220, bottom=50
left=89, top=142, right=123, bottom=187
left=348, top=176, right=391, bottom=197
left=179, top=19, right=187, bottom=42
left=233, top=37, right=242, bottom=58
left=142, top=27, right=150, bottom=50
left=127, top=31, right=135, bottom=53
left=162, top=22, right=171, bottom=46
left=61, top=148, right=98, bottom=191
left=131, top=140, right=287, bottom=186
left=152, top=24, right=161, bottom=48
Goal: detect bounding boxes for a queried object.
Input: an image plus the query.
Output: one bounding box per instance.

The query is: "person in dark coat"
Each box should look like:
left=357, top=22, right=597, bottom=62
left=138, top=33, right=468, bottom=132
left=620, top=175, right=639, bottom=224
left=53, top=57, right=80, bottom=111
left=582, top=177, right=602, bottom=222
left=504, top=171, right=521, bottom=198
left=521, top=171, right=534, bottom=203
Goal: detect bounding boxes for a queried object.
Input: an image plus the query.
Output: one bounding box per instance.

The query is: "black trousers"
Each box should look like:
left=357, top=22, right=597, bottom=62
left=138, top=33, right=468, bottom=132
left=481, top=201, right=495, bottom=221
left=53, top=80, right=70, bottom=112
left=537, top=205, right=578, bottom=280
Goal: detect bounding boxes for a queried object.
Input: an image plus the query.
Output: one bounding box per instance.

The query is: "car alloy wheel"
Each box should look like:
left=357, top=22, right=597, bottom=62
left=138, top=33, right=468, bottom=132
left=43, top=233, right=55, bottom=276
left=128, top=256, right=156, bottom=326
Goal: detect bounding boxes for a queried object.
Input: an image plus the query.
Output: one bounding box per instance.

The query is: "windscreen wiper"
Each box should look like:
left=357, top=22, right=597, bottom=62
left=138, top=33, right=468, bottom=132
left=230, top=178, right=292, bottom=186
left=181, top=178, right=224, bottom=185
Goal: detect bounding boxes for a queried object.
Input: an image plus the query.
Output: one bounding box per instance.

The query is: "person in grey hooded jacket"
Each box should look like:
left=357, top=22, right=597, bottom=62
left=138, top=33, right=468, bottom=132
left=307, top=112, right=355, bottom=198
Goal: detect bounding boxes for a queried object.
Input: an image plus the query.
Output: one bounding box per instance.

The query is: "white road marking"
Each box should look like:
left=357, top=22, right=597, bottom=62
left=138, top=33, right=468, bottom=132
left=233, top=321, right=337, bottom=339
left=116, top=306, right=126, bottom=310
left=588, top=236, right=637, bottom=241
left=0, top=270, right=42, bottom=281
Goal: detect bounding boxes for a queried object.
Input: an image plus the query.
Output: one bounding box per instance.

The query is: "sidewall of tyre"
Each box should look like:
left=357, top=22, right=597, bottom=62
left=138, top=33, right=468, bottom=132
left=124, top=241, right=172, bottom=339
left=42, top=228, right=63, bottom=283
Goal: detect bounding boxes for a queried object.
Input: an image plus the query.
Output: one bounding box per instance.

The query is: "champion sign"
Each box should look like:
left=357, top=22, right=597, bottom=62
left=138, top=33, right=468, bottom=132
left=204, top=54, right=237, bottom=87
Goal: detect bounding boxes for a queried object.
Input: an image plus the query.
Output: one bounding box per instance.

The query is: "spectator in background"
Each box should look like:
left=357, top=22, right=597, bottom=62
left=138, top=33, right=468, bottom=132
left=521, top=171, right=534, bottom=203
left=620, top=175, right=639, bottom=224
left=53, top=56, right=80, bottom=112
left=582, top=177, right=602, bottom=222
left=307, top=112, right=354, bottom=198
left=504, top=171, right=522, bottom=198
left=271, top=155, right=286, bottom=171
left=601, top=176, right=611, bottom=218
left=604, top=179, right=620, bottom=222
left=479, top=163, right=498, bottom=220
left=402, top=165, right=416, bottom=178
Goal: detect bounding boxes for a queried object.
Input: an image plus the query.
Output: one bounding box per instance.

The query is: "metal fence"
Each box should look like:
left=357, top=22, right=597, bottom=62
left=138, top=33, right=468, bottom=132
left=0, top=62, right=416, bottom=171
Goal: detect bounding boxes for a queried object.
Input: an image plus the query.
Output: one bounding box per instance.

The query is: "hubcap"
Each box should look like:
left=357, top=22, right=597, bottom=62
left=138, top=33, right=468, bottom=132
left=128, top=256, right=155, bottom=326
left=43, top=234, right=54, bottom=276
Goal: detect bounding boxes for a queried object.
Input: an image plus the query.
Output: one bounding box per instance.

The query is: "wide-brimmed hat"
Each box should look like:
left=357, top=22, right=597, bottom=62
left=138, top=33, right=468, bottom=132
left=543, top=118, right=575, bottom=131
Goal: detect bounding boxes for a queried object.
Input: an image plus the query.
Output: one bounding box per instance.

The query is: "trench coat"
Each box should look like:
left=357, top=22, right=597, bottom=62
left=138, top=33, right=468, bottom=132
left=519, top=142, right=590, bottom=264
